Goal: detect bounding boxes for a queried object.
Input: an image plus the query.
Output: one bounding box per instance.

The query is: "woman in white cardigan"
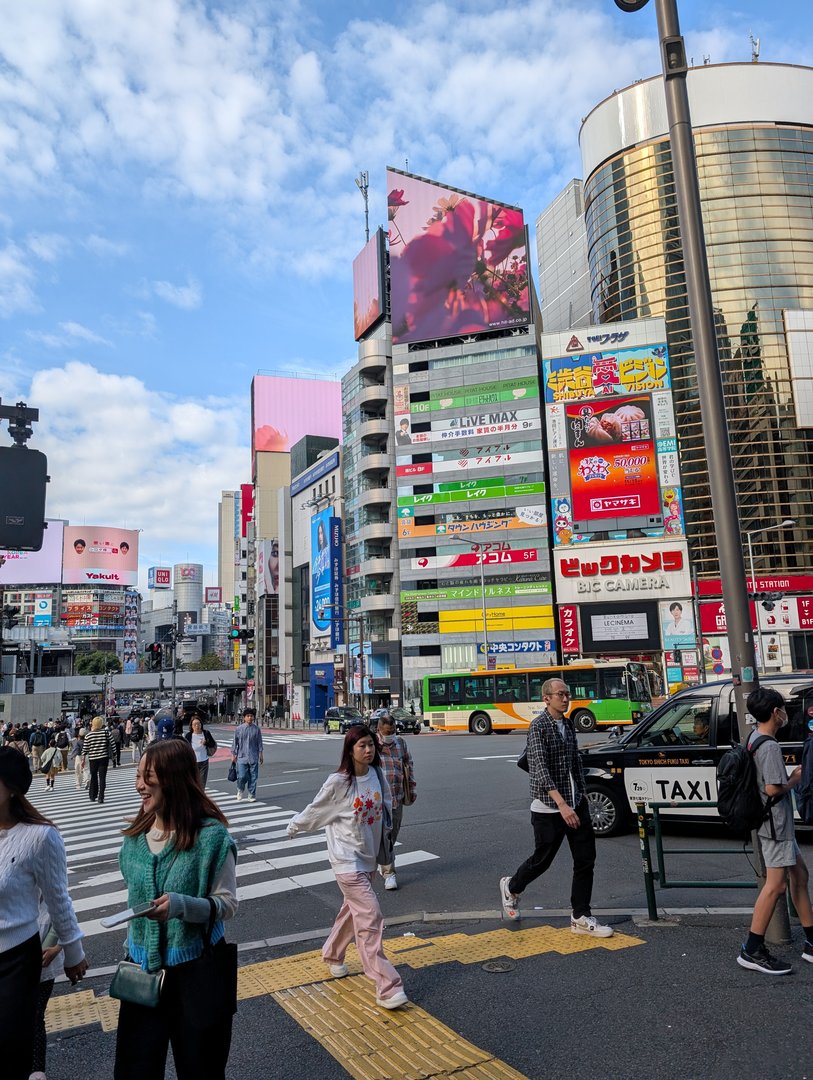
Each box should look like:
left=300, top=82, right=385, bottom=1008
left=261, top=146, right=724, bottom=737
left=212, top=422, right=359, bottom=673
left=0, top=747, right=87, bottom=1080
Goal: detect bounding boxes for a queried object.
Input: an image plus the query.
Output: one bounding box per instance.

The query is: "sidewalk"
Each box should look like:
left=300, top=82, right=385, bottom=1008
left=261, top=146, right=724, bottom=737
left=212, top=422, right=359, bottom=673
left=45, top=910, right=808, bottom=1080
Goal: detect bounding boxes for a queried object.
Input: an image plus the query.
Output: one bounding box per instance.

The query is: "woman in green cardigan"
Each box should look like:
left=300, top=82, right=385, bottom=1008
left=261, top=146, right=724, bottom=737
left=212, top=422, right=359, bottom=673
left=114, top=738, right=238, bottom=1080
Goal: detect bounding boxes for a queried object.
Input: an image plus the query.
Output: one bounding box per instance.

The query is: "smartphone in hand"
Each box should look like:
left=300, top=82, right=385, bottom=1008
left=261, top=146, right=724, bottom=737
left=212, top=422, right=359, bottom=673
left=100, top=901, right=157, bottom=928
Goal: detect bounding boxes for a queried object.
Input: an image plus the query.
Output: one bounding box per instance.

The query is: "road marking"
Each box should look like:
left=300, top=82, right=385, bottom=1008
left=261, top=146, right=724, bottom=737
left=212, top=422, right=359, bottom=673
left=282, top=767, right=321, bottom=774
left=463, top=754, right=520, bottom=761
left=46, top=924, right=644, bottom=1076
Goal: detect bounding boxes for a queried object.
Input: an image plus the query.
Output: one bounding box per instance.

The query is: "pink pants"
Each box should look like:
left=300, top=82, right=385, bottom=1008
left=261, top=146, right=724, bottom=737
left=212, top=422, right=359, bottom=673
left=322, top=872, right=403, bottom=1000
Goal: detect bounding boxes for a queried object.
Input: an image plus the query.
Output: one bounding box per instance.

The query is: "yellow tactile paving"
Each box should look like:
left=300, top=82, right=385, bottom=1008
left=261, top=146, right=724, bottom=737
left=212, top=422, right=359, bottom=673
left=44, top=923, right=645, bottom=1078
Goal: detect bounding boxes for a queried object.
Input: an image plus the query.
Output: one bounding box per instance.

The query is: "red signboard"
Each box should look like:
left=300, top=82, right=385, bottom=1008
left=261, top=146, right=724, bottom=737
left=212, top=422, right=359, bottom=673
left=559, top=605, right=580, bottom=654
left=697, top=576, right=813, bottom=596
left=396, top=463, right=432, bottom=477
left=240, top=484, right=253, bottom=539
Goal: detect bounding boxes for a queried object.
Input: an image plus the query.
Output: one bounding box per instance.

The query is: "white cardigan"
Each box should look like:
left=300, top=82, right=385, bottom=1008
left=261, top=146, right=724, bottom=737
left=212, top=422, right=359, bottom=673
left=0, top=823, right=85, bottom=967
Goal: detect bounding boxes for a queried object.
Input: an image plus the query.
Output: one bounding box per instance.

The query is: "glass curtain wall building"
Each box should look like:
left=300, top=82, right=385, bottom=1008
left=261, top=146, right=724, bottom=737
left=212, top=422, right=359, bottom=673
left=580, top=62, right=813, bottom=582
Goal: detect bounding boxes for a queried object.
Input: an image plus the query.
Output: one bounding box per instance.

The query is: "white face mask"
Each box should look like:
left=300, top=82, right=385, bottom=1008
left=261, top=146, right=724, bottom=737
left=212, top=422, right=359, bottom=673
left=381, top=733, right=396, bottom=744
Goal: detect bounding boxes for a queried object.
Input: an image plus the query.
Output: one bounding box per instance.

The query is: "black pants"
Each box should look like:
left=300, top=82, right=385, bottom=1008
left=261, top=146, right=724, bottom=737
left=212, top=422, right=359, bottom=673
left=89, top=757, right=108, bottom=801
left=32, top=978, right=55, bottom=1072
left=508, top=798, right=597, bottom=918
left=197, top=759, right=209, bottom=788
left=114, top=955, right=233, bottom=1080
left=0, top=933, right=42, bottom=1080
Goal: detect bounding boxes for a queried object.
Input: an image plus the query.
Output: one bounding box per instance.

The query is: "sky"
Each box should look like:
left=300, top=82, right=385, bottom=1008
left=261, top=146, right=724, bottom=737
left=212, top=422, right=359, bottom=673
left=0, top=0, right=811, bottom=591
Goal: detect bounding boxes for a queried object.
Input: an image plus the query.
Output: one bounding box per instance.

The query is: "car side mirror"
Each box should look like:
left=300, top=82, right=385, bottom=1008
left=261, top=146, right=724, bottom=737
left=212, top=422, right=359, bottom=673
left=607, top=725, right=622, bottom=741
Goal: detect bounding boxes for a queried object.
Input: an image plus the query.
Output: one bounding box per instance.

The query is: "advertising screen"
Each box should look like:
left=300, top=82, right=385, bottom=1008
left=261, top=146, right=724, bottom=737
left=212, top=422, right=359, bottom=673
left=565, top=396, right=661, bottom=525
left=311, top=508, right=332, bottom=633
left=330, top=518, right=344, bottom=649
left=256, top=539, right=279, bottom=598
left=353, top=228, right=386, bottom=341
left=251, top=376, right=342, bottom=464
left=62, top=526, right=139, bottom=586
left=659, top=599, right=696, bottom=649
left=0, top=519, right=63, bottom=585
left=387, top=168, right=529, bottom=346
left=580, top=601, right=660, bottom=652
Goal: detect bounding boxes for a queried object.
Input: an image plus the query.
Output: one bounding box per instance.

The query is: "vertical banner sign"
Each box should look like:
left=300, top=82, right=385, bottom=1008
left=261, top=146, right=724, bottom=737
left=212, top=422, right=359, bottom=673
left=311, top=507, right=332, bottom=633
left=559, top=605, right=580, bottom=655
left=330, top=517, right=344, bottom=649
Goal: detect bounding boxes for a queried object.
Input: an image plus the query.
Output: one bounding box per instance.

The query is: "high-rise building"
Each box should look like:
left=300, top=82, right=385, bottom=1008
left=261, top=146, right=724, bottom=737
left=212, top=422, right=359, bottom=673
left=535, top=179, right=592, bottom=333
left=573, top=61, right=813, bottom=672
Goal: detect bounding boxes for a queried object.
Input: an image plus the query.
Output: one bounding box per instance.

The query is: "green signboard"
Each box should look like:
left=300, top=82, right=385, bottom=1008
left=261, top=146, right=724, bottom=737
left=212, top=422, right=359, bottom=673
left=409, top=375, right=539, bottom=414
left=397, top=481, right=546, bottom=508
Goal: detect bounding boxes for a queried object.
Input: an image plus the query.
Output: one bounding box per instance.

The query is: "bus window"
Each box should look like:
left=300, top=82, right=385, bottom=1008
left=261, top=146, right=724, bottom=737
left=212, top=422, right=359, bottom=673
left=464, top=675, right=493, bottom=704
left=567, top=669, right=598, bottom=700
left=626, top=665, right=652, bottom=704
left=599, top=669, right=626, bottom=699
left=496, top=674, right=528, bottom=702
left=428, top=677, right=461, bottom=706
left=529, top=674, right=544, bottom=702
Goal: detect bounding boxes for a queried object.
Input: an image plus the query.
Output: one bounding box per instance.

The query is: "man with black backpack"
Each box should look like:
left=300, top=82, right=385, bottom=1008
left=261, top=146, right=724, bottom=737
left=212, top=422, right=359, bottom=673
left=737, top=686, right=813, bottom=975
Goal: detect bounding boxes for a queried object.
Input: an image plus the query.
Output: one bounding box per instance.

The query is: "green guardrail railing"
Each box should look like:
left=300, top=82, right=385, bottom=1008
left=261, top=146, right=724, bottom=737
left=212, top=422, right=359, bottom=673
left=636, top=800, right=758, bottom=921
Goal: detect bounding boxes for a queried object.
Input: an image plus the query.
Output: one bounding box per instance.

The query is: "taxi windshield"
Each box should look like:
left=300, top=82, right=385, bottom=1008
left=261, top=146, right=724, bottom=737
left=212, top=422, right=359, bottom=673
left=633, top=696, right=713, bottom=748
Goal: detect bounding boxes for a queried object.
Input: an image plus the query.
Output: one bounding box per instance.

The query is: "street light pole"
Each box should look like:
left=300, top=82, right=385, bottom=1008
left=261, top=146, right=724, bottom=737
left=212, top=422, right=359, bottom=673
left=614, top=0, right=758, bottom=721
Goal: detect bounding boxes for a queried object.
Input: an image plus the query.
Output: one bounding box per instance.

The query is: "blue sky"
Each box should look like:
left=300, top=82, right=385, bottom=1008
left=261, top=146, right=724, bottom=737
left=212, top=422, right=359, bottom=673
left=1, top=0, right=811, bottom=589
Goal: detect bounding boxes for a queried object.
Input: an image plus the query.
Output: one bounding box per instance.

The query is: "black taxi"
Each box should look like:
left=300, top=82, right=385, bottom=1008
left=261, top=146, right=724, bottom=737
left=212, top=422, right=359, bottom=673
left=582, top=674, right=813, bottom=836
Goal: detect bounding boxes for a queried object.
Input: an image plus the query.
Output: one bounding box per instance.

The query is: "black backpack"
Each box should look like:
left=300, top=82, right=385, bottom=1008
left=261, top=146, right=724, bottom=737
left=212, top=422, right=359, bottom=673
left=31, top=730, right=45, bottom=747
left=716, top=734, right=776, bottom=833
left=131, top=721, right=143, bottom=741
left=56, top=731, right=69, bottom=748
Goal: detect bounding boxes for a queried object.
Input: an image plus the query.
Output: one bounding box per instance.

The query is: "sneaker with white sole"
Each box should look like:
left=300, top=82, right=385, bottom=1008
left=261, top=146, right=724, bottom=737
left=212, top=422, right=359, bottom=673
left=802, top=942, right=813, bottom=965
left=247, top=794, right=256, bottom=802
left=384, top=875, right=398, bottom=891
left=571, top=915, right=613, bottom=938
left=499, top=876, right=520, bottom=920
left=236, top=791, right=244, bottom=802
left=326, top=963, right=348, bottom=978
left=376, top=990, right=409, bottom=1009
left=737, top=944, right=792, bottom=975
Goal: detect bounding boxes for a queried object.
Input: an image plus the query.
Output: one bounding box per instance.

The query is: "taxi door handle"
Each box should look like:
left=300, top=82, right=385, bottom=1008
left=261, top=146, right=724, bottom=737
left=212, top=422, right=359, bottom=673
left=694, top=759, right=715, bottom=766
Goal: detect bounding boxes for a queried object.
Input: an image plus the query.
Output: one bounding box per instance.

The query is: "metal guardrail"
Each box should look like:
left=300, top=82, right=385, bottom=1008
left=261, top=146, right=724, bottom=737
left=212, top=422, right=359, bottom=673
left=636, top=800, right=757, bottom=921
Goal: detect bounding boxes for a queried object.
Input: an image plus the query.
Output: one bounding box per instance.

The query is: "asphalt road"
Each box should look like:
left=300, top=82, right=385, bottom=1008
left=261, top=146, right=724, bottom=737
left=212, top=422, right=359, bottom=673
left=37, top=726, right=813, bottom=1079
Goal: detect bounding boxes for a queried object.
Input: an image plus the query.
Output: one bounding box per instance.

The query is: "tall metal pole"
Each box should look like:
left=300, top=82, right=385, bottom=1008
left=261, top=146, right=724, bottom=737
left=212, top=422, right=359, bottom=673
left=478, top=554, right=489, bottom=664
left=745, top=532, right=761, bottom=675
left=653, top=0, right=757, bottom=719
left=170, top=598, right=178, bottom=717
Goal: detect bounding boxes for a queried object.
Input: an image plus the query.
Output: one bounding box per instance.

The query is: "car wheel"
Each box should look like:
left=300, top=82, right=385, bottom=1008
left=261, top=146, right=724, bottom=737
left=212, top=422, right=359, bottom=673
left=324, top=722, right=330, bottom=734
left=587, top=785, right=628, bottom=837
left=572, top=709, right=596, bottom=733
left=470, top=712, right=492, bottom=735
left=412, top=723, right=421, bottom=734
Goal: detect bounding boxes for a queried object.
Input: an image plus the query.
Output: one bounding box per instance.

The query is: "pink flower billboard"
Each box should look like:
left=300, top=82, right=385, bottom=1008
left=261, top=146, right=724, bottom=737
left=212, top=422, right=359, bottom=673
left=251, top=375, right=342, bottom=467
left=387, top=169, right=530, bottom=346
left=352, top=227, right=386, bottom=341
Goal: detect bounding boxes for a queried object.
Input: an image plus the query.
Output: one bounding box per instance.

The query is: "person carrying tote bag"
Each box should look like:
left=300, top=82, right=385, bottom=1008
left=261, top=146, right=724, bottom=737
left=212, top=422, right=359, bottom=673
left=287, top=725, right=408, bottom=1010
left=112, top=739, right=238, bottom=1080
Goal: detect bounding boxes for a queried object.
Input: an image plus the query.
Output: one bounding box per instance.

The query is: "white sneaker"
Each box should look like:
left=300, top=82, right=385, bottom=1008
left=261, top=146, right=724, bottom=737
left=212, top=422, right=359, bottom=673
left=29, top=1072, right=47, bottom=1080
left=571, top=915, right=613, bottom=938
left=236, top=791, right=244, bottom=802
left=376, top=990, right=409, bottom=1009
left=499, top=876, right=520, bottom=920
left=327, top=963, right=348, bottom=977
left=247, top=794, right=256, bottom=802
left=384, top=875, right=398, bottom=891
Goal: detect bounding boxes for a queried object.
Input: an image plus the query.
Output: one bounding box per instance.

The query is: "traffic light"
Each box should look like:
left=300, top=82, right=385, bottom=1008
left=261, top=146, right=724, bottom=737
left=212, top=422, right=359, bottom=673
left=229, top=627, right=253, bottom=642
left=2, top=605, right=20, bottom=630
left=748, top=591, right=783, bottom=611
left=0, top=445, right=48, bottom=551
left=147, top=642, right=162, bottom=671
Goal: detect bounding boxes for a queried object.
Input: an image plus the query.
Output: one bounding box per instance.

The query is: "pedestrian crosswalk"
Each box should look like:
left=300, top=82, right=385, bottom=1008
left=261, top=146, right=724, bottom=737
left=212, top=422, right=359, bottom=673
left=29, top=768, right=438, bottom=940
left=218, top=730, right=337, bottom=747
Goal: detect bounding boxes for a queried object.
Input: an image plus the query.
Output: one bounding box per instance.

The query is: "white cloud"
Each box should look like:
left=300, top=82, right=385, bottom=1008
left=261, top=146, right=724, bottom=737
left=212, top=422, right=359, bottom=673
left=27, top=360, right=249, bottom=563
left=84, top=234, right=130, bottom=258
left=25, top=320, right=113, bottom=348
left=0, top=242, right=38, bottom=316
left=59, top=321, right=113, bottom=346
left=26, top=232, right=69, bottom=262
left=152, top=278, right=202, bottom=310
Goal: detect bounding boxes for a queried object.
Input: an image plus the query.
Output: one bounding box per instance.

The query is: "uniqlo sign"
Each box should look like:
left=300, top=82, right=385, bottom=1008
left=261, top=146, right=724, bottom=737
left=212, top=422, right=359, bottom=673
left=559, top=605, right=580, bottom=654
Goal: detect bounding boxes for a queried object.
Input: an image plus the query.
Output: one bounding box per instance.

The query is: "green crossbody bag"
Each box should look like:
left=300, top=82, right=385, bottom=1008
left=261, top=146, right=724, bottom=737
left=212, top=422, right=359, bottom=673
left=109, top=961, right=166, bottom=1008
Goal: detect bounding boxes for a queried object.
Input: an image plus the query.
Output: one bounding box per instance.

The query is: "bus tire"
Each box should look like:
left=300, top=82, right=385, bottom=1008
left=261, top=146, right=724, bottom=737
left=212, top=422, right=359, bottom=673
left=572, top=709, right=596, bottom=733
left=470, top=712, right=492, bottom=735
left=587, top=785, right=628, bottom=837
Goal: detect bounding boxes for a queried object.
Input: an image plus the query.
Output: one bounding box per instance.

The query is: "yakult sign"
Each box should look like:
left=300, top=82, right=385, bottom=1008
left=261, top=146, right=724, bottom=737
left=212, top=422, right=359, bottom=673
left=554, top=539, right=691, bottom=604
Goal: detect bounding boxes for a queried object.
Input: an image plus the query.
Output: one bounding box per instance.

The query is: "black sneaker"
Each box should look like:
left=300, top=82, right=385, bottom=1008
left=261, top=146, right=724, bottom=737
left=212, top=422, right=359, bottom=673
left=802, top=942, right=813, bottom=965
left=737, top=944, right=792, bottom=975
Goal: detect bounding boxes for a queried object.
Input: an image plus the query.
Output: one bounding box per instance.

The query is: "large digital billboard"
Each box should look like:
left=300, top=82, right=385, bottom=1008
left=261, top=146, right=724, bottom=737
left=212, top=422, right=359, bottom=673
left=62, top=526, right=139, bottom=586
left=257, top=539, right=279, bottom=598
left=311, top=508, right=332, bottom=634
left=353, top=227, right=386, bottom=341
left=387, top=168, right=530, bottom=346
left=0, top=519, right=63, bottom=585
left=251, top=376, right=342, bottom=463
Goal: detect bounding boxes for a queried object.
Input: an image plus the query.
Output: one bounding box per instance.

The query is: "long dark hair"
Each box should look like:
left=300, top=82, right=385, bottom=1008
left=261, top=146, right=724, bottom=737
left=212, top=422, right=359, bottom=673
left=1, top=754, right=55, bottom=827
left=337, top=724, right=380, bottom=790
left=123, top=738, right=228, bottom=850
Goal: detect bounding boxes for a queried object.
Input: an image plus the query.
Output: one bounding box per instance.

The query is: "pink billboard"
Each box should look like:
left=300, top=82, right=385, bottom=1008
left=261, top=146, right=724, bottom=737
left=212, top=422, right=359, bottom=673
left=387, top=168, right=530, bottom=346
left=62, top=526, right=139, bottom=586
left=353, top=228, right=386, bottom=341
left=0, top=519, right=64, bottom=585
left=251, top=376, right=342, bottom=465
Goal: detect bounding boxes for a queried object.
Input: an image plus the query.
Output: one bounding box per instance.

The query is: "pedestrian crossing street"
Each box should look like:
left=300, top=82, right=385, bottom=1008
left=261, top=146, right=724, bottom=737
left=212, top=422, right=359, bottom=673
left=29, top=764, right=439, bottom=941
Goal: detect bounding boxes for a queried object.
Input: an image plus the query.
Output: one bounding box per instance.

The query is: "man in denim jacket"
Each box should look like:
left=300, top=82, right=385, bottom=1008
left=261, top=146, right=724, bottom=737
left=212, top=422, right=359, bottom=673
left=499, top=678, right=613, bottom=937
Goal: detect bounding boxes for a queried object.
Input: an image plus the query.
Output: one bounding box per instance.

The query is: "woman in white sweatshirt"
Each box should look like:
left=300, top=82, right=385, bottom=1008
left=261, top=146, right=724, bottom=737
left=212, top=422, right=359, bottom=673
left=287, top=724, right=408, bottom=1009
left=0, top=747, right=87, bottom=1080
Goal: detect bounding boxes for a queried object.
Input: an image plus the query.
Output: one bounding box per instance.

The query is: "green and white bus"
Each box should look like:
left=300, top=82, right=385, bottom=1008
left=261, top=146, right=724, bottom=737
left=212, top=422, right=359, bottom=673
left=422, top=662, right=653, bottom=735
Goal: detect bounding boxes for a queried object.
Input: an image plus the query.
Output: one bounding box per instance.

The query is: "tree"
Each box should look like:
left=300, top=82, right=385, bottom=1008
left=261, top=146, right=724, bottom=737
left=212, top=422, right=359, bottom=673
left=185, top=653, right=224, bottom=672
left=75, top=651, right=122, bottom=676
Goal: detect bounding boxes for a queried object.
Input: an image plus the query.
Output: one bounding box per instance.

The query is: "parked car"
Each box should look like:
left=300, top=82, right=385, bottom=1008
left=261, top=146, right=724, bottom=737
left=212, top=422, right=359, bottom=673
left=324, top=706, right=367, bottom=735
left=581, top=674, right=813, bottom=838
left=369, top=707, right=422, bottom=735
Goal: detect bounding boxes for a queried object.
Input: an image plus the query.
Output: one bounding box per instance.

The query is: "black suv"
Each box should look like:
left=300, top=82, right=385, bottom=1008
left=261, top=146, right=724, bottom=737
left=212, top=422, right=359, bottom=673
left=370, top=707, right=422, bottom=735
left=324, top=706, right=367, bottom=735
left=581, top=674, right=813, bottom=837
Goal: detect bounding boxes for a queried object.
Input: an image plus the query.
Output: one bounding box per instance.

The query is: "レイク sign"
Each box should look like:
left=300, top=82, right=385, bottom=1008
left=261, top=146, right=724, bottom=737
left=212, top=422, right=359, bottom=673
left=554, top=540, right=691, bottom=604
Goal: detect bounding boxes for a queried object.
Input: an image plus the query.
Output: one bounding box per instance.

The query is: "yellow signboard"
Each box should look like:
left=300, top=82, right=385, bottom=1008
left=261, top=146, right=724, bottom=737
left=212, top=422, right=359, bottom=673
left=439, top=605, right=554, bottom=634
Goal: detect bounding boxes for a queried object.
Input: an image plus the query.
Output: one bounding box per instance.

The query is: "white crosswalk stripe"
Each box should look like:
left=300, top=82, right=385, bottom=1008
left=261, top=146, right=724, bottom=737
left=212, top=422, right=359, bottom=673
left=29, top=769, right=438, bottom=939
left=216, top=731, right=337, bottom=748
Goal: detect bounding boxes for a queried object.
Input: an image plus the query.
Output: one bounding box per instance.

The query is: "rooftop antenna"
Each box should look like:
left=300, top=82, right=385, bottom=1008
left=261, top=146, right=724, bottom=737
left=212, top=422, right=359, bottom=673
left=405, top=157, right=409, bottom=172
left=355, top=170, right=370, bottom=243
left=750, top=32, right=760, bottom=63
left=703, top=54, right=710, bottom=65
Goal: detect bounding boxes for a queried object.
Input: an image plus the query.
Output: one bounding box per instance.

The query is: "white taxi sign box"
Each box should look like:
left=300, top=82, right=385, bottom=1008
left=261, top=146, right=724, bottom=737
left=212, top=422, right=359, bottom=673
left=554, top=538, right=691, bottom=605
